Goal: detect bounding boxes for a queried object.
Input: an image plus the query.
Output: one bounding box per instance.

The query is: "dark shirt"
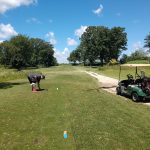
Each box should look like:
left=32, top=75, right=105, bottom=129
left=28, top=74, right=42, bottom=83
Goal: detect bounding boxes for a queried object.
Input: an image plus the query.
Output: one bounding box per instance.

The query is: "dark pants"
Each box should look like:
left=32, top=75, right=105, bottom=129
left=28, top=77, right=36, bottom=84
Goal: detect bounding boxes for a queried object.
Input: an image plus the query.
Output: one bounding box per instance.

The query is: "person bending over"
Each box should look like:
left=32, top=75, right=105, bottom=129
left=28, top=74, right=45, bottom=91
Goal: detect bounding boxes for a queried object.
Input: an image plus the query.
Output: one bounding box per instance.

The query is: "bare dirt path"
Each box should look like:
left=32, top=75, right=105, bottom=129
left=85, top=71, right=150, bottom=106
left=85, top=71, right=118, bottom=94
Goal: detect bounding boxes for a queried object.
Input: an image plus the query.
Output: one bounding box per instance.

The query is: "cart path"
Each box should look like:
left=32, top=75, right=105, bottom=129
left=85, top=71, right=118, bottom=94
left=85, top=71, right=150, bottom=106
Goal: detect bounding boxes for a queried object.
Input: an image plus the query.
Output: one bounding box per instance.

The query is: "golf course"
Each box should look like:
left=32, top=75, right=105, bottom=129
left=0, top=65, right=150, bottom=150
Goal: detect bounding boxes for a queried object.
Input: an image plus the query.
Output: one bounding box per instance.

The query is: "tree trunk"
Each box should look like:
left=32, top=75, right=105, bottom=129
left=100, top=58, right=104, bottom=66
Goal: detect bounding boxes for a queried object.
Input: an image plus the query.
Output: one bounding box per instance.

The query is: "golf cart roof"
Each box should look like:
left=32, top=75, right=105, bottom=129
left=120, top=64, right=150, bottom=67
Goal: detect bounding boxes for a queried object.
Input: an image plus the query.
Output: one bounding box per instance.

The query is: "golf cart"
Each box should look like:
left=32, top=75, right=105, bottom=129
left=116, top=64, right=150, bottom=102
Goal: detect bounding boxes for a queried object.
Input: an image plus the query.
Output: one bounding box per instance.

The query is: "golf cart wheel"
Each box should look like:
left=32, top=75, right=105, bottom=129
left=131, top=92, right=139, bottom=102
left=116, top=87, right=121, bottom=95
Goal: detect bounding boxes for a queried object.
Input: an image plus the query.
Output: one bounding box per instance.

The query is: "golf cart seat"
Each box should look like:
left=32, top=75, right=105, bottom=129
left=135, top=78, right=143, bottom=85
left=134, top=71, right=145, bottom=85
left=119, top=79, right=134, bottom=88
left=141, top=77, right=150, bottom=96
left=119, top=74, right=134, bottom=88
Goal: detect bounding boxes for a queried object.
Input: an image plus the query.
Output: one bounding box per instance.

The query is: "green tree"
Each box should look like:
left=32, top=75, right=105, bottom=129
left=67, top=50, right=78, bottom=65
left=79, top=26, right=127, bottom=66
left=9, top=34, right=32, bottom=67
left=108, top=27, right=127, bottom=60
left=30, top=38, right=57, bottom=67
left=0, top=35, right=58, bottom=69
left=74, top=45, right=82, bottom=63
left=11, top=54, right=25, bottom=70
left=95, top=26, right=110, bottom=66
left=30, top=38, right=47, bottom=66
left=144, top=32, right=150, bottom=51
left=0, top=41, right=19, bottom=67
left=68, top=43, right=86, bottom=65
left=80, top=26, right=99, bottom=65
left=127, top=49, right=148, bottom=61
left=38, top=42, right=56, bottom=67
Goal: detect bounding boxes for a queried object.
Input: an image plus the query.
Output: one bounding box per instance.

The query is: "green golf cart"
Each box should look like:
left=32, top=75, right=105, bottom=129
left=116, top=64, right=150, bottom=102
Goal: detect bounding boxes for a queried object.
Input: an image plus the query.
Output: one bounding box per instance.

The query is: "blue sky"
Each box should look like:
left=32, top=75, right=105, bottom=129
left=0, top=0, right=150, bottom=63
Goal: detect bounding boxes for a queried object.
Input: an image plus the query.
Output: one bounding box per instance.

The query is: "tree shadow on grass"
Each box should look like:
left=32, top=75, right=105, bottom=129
left=86, top=85, right=117, bottom=92
left=0, top=82, right=27, bottom=89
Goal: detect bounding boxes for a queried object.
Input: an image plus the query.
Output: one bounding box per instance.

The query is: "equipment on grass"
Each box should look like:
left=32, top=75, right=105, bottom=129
left=63, top=131, right=68, bottom=139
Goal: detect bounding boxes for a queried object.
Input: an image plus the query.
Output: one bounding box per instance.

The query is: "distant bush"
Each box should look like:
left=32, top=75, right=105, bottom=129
left=127, top=49, right=148, bottom=61
left=0, top=67, right=41, bottom=82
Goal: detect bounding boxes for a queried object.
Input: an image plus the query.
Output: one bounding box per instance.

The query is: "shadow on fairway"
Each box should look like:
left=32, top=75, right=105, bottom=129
left=0, top=82, right=27, bottom=89
left=140, top=98, right=150, bottom=103
left=36, top=89, right=48, bottom=91
left=86, top=85, right=117, bottom=92
left=86, top=87, right=101, bottom=92
left=100, top=85, right=117, bottom=88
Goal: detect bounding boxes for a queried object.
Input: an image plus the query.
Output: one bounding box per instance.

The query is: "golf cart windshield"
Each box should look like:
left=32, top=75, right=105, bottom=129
left=119, top=64, right=150, bottom=81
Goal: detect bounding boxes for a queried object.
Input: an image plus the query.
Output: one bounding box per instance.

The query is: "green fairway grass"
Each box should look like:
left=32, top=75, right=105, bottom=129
left=1, top=65, right=150, bottom=149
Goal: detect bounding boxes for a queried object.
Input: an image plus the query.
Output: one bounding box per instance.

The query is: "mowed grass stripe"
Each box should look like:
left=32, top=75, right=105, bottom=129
left=0, top=69, right=78, bottom=150
left=0, top=66, right=150, bottom=149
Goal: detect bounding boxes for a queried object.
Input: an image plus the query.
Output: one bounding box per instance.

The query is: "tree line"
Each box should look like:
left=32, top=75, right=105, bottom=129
left=68, top=26, right=150, bottom=66
left=120, top=33, right=150, bottom=64
left=68, top=26, right=127, bottom=66
left=0, top=34, right=58, bottom=70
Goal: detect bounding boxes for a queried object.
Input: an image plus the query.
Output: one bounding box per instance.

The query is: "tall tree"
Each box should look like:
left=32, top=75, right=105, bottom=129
left=0, top=34, right=58, bottom=69
left=68, top=43, right=86, bottom=65
left=30, top=38, right=48, bottom=66
left=9, top=34, right=32, bottom=67
left=30, top=38, right=57, bottom=67
left=95, top=26, right=110, bottom=65
left=38, top=41, right=55, bottom=67
left=0, top=41, right=19, bottom=67
left=80, top=26, right=99, bottom=65
left=78, top=26, right=127, bottom=66
left=108, top=27, right=127, bottom=60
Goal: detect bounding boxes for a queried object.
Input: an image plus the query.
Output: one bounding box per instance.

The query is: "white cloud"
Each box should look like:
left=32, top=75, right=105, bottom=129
left=132, top=41, right=142, bottom=51
left=93, top=4, right=103, bottom=16
left=0, top=0, right=37, bottom=14
left=26, top=17, right=41, bottom=24
left=0, top=23, right=18, bottom=42
left=54, top=47, right=70, bottom=64
left=129, top=41, right=149, bottom=54
left=75, top=25, right=87, bottom=38
left=67, top=38, right=77, bottom=46
left=46, top=32, right=57, bottom=45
